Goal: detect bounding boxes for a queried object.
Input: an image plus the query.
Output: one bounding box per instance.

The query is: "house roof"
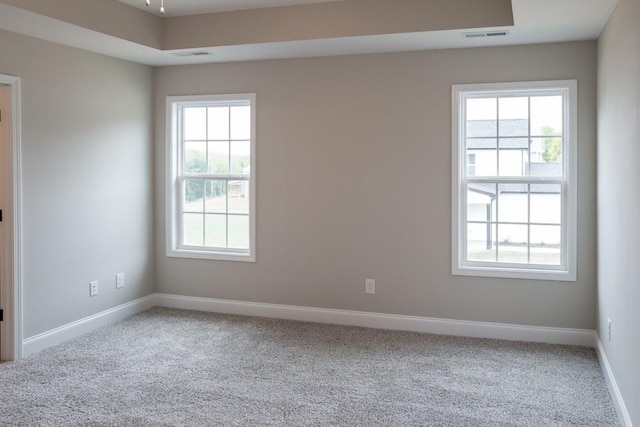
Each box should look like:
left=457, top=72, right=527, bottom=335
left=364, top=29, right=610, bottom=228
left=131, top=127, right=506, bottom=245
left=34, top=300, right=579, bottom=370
left=467, top=119, right=530, bottom=143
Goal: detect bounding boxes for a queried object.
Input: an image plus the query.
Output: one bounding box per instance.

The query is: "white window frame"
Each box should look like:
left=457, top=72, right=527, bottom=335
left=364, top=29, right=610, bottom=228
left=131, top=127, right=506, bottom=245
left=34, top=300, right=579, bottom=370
left=452, top=80, right=577, bottom=281
left=166, top=93, right=256, bottom=262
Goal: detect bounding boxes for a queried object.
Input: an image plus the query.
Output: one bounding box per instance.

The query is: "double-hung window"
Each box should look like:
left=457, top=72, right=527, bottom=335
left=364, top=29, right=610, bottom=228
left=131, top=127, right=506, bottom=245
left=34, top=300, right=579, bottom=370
left=452, top=81, right=577, bottom=281
left=167, top=94, right=256, bottom=262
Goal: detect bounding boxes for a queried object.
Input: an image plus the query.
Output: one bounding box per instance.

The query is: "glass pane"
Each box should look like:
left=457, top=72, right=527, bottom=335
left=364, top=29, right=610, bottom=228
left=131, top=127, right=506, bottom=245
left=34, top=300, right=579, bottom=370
left=208, top=141, right=229, bottom=174
left=184, top=141, right=207, bottom=173
left=204, top=180, right=227, bottom=214
left=467, top=186, right=494, bottom=222
left=530, top=225, right=561, bottom=265
left=230, top=140, right=251, bottom=174
left=466, top=98, right=497, bottom=137
left=530, top=225, right=561, bottom=246
left=228, top=215, right=250, bottom=249
left=497, top=184, right=528, bottom=223
left=184, top=107, right=207, bottom=140
left=207, top=106, right=229, bottom=140
left=499, top=97, right=528, bottom=136
left=228, top=181, right=249, bottom=214
left=466, top=153, right=476, bottom=176
left=498, top=141, right=528, bottom=176
left=467, top=222, right=496, bottom=262
left=183, top=179, right=204, bottom=212
left=466, top=140, right=497, bottom=176
left=204, top=214, right=227, bottom=248
left=183, top=213, right=204, bottom=246
left=497, top=224, right=528, bottom=263
left=529, top=137, right=563, bottom=177
left=230, top=106, right=251, bottom=140
left=530, top=248, right=561, bottom=265
left=530, top=185, right=561, bottom=224
left=530, top=96, right=563, bottom=136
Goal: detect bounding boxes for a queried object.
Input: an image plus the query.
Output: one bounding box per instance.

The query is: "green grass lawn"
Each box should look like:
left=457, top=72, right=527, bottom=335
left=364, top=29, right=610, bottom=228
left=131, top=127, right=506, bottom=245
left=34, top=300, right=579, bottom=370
left=468, top=246, right=560, bottom=265
left=183, top=195, right=249, bottom=249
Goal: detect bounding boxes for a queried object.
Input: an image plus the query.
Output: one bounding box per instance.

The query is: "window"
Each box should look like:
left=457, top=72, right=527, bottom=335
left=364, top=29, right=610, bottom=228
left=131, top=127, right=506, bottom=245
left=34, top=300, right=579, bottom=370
left=166, top=94, right=256, bottom=262
left=452, top=81, right=576, bottom=281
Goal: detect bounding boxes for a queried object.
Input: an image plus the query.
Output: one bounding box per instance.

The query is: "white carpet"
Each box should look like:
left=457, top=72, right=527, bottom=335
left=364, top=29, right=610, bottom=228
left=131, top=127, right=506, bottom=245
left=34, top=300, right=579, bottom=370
left=0, top=307, right=618, bottom=426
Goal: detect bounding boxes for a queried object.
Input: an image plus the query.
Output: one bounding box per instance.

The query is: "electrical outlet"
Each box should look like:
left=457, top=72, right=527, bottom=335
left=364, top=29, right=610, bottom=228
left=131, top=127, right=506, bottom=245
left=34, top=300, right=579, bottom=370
left=116, top=273, right=125, bottom=289
left=89, top=281, right=99, bottom=297
left=365, top=279, right=376, bottom=294
left=607, top=318, right=612, bottom=342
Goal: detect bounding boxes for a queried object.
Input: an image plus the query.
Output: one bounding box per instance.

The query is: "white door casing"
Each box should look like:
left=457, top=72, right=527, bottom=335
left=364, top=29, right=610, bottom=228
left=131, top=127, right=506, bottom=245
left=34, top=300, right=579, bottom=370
left=0, top=74, right=23, bottom=361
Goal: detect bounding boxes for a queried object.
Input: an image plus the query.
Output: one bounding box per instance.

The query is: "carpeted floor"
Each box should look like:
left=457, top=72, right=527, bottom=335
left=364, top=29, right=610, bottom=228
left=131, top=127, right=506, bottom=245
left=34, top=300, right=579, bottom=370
left=0, top=308, right=618, bottom=426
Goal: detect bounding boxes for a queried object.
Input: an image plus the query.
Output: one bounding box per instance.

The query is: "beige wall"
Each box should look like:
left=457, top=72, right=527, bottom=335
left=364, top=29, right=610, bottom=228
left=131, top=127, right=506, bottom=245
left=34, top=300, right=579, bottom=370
left=0, top=29, right=155, bottom=338
left=163, top=0, right=512, bottom=50
left=0, top=0, right=512, bottom=52
left=155, top=41, right=598, bottom=329
left=598, top=0, right=640, bottom=422
left=0, top=0, right=163, bottom=49
left=0, top=24, right=602, bottom=349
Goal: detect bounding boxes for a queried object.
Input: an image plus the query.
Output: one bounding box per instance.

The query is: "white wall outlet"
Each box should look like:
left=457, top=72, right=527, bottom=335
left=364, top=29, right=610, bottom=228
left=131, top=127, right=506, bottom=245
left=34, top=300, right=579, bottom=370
left=365, top=279, right=376, bottom=294
left=116, top=272, right=125, bottom=289
left=607, top=318, right=612, bottom=342
left=89, top=281, right=99, bottom=297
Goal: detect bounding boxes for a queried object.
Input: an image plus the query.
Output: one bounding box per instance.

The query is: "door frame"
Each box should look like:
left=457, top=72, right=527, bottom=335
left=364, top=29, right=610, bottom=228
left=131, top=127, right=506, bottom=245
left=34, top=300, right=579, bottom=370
left=0, top=74, right=23, bottom=361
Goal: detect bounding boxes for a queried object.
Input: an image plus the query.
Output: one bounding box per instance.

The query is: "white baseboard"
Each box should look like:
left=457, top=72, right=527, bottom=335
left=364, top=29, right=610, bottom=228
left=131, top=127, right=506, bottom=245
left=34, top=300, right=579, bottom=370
left=155, top=293, right=596, bottom=347
left=20, top=293, right=597, bottom=359
left=22, top=295, right=157, bottom=358
left=596, top=337, right=633, bottom=427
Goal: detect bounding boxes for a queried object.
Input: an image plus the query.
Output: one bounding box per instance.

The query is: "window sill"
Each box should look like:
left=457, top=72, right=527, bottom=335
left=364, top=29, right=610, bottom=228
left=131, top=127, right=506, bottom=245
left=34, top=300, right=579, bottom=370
left=167, top=248, right=255, bottom=262
left=453, top=264, right=576, bottom=282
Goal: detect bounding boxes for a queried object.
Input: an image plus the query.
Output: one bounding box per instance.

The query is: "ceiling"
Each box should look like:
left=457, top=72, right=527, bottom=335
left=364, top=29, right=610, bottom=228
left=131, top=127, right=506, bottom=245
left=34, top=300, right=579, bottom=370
left=0, top=0, right=620, bottom=66
left=117, top=0, right=345, bottom=16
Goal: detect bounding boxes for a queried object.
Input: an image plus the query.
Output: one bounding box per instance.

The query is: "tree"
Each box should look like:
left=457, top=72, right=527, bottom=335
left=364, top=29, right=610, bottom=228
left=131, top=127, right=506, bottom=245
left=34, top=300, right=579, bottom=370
left=542, top=126, right=562, bottom=163
left=183, top=150, right=249, bottom=202
left=185, top=152, right=206, bottom=202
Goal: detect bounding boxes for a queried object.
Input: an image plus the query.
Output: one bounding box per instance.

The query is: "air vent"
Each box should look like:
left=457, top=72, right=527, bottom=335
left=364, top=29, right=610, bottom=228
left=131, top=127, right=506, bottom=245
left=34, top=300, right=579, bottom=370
left=170, top=51, right=212, bottom=57
left=464, top=32, right=487, bottom=38
left=463, top=30, right=510, bottom=39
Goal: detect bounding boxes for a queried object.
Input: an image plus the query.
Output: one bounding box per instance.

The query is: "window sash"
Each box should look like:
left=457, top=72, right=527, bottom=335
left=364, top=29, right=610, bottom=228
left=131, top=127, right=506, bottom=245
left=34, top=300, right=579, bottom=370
left=179, top=174, right=250, bottom=180
left=460, top=180, right=568, bottom=270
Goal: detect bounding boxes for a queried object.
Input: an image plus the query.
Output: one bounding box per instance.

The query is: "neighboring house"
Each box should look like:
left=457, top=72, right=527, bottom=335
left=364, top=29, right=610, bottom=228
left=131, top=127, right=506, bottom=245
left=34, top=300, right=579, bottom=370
left=466, top=119, right=562, bottom=254
left=229, top=165, right=250, bottom=198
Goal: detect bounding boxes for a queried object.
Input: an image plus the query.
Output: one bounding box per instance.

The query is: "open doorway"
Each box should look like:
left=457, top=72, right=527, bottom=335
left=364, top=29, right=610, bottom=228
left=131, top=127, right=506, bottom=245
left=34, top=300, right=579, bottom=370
left=0, top=74, right=23, bottom=361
